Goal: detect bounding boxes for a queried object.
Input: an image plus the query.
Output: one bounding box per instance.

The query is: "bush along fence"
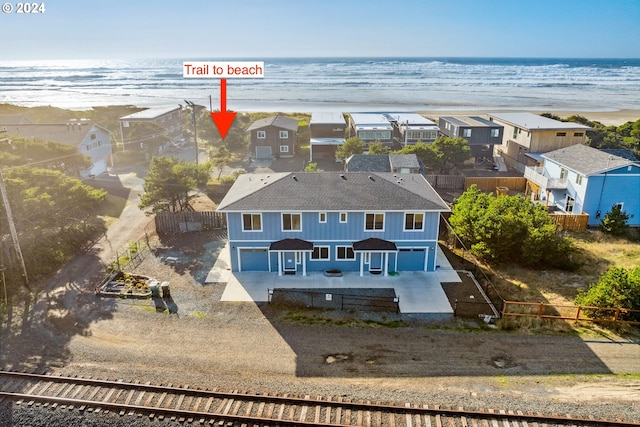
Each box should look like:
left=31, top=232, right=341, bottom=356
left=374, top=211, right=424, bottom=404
left=502, top=301, right=640, bottom=325
left=155, top=211, right=226, bottom=234
left=439, top=215, right=505, bottom=314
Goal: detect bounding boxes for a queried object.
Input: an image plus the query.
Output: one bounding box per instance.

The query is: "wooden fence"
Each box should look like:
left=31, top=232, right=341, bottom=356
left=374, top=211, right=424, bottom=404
left=502, top=301, right=640, bottom=325
left=155, top=211, right=226, bottom=234
left=464, top=176, right=527, bottom=192
left=551, top=213, right=589, bottom=231
left=425, top=175, right=465, bottom=189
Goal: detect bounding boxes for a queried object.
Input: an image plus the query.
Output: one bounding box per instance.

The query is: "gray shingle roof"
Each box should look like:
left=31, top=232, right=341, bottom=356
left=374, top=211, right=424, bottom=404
left=389, top=154, right=420, bottom=169
left=346, top=154, right=391, bottom=172
left=542, top=144, right=634, bottom=175
left=246, top=115, right=299, bottom=131
left=217, top=172, right=449, bottom=212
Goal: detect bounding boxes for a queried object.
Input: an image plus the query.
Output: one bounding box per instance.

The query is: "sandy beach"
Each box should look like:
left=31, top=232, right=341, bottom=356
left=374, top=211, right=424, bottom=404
left=419, top=109, right=640, bottom=126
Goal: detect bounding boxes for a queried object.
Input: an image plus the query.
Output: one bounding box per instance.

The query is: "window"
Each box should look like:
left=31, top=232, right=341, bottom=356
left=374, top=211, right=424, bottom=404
left=90, top=134, right=97, bottom=140
left=512, top=127, right=518, bottom=138
left=319, top=212, right=327, bottom=223
left=280, top=145, right=289, bottom=153
left=282, top=213, right=301, bottom=231
left=279, top=130, right=289, bottom=139
left=556, top=132, right=567, bottom=137
left=339, top=212, right=347, bottom=223
left=574, top=132, right=584, bottom=137
left=404, top=213, right=424, bottom=230
left=463, top=129, right=472, bottom=138
left=336, top=246, right=355, bottom=260
left=560, top=168, right=568, bottom=180
left=257, top=131, right=266, bottom=139
left=565, top=196, right=575, bottom=213
left=311, top=246, right=329, bottom=260
left=242, top=213, right=262, bottom=231
left=615, top=202, right=624, bottom=211
left=365, top=213, right=384, bottom=231
left=491, top=128, right=500, bottom=138
left=575, top=174, right=583, bottom=185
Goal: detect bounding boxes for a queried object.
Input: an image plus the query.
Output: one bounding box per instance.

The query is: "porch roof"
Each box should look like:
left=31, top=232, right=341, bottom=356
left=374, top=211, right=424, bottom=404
left=352, top=237, right=398, bottom=251
left=269, top=238, right=314, bottom=251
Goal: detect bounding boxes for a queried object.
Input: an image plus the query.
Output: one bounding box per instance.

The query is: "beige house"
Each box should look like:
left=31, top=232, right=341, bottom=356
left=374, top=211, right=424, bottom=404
left=488, top=112, right=591, bottom=171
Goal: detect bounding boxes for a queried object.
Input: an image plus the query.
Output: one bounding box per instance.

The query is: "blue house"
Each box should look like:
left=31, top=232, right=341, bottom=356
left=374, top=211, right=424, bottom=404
left=524, top=144, right=640, bottom=226
left=216, top=172, right=450, bottom=276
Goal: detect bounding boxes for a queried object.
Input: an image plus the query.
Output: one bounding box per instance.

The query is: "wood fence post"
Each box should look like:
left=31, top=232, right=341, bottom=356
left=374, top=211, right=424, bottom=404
left=537, top=302, right=544, bottom=317
left=575, top=306, right=582, bottom=321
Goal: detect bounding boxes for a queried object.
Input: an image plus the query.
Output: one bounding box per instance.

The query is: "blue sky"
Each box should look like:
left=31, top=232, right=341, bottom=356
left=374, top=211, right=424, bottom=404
left=3, top=0, right=639, bottom=59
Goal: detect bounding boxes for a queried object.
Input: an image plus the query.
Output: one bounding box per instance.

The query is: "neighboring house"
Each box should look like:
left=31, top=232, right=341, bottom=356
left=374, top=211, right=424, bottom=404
left=118, top=106, right=183, bottom=151
left=308, top=112, right=346, bottom=161
left=348, top=113, right=394, bottom=147
left=488, top=112, right=591, bottom=171
left=438, top=116, right=503, bottom=160
left=385, top=113, right=439, bottom=147
left=524, top=144, right=640, bottom=226
left=346, top=154, right=422, bottom=174
left=4, top=120, right=112, bottom=177
left=217, top=172, right=450, bottom=276
left=247, top=115, right=299, bottom=159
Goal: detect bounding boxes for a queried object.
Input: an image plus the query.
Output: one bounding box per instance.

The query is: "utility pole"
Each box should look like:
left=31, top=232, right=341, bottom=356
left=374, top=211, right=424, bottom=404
left=0, top=169, right=29, bottom=290
left=184, top=100, right=199, bottom=168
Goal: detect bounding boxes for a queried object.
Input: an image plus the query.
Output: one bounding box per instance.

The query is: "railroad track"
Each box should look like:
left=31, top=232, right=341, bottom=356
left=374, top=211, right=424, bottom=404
left=0, top=370, right=637, bottom=426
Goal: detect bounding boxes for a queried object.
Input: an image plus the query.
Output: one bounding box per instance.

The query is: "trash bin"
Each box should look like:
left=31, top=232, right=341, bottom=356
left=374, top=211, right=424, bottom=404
left=496, top=186, right=509, bottom=196
left=149, top=282, right=160, bottom=298
left=161, top=281, right=170, bottom=298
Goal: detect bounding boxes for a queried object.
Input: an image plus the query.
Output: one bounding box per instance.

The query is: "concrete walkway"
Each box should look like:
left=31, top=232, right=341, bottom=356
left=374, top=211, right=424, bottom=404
left=206, top=242, right=459, bottom=314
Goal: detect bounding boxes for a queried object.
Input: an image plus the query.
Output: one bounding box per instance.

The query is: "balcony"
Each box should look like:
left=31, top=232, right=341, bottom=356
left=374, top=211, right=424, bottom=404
left=524, top=166, right=567, bottom=189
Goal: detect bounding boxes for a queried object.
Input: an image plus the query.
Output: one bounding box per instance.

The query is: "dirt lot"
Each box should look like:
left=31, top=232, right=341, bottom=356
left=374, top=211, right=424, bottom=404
left=1, top=231, right=640, bottom=422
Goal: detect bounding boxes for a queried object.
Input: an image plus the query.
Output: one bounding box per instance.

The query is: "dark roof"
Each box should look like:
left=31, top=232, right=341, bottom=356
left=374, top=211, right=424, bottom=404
left=247, top=115, right=299, bottom=132
left=346, top=154, right=391, bottom=172
left=353, top=238, right=397, bottom=251
left=542, top=144, right=634, bottom=175
left=217, top=172, right=450, bottom=212
left=269, top=238, right=313, bottom=251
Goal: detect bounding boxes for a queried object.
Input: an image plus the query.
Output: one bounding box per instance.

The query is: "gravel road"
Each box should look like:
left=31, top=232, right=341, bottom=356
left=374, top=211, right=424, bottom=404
left=1, top=172, right=639, bottom=426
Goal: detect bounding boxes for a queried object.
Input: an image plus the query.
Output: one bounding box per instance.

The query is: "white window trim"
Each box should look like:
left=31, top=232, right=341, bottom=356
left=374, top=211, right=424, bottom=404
left=339, top=212, right=348, bottom=223
left=335, top=245, right=356, bottom=261
left=281, top=213, right=302, bottom=232
left=279, top=130, right=289, bottom=139
left=404, top=212, right=425, bottom=231
left=280, top=145, right=289, bottom=153
left=364, top=212, right=385, bottom=231
left=311, top=245, right=330, bottom=261
left=242, top=213, right=262, bottom=232
left=257, top=130, right=266, bottom=139
left=319, top=212, right=327, bottom=223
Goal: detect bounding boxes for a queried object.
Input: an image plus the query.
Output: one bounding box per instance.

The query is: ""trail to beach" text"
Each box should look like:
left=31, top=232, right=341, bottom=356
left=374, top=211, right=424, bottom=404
left=183, top=61, right=264, bottom=78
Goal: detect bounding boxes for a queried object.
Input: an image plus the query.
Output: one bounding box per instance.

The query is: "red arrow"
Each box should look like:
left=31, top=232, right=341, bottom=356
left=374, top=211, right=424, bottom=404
left=210, top=78, right=236, bottom=139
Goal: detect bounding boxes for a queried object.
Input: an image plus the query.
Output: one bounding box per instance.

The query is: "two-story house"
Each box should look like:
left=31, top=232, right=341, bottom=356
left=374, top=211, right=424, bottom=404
left=216, top=172, right=450, bottom=276
left=4, top=120, right=112, bottom=177
left=385, top=113, right=439, bottom=147
left=308, top=112, right=346, bottom=161
left=524, top=144, right=640, bottom=226
left=348, top=113, right=394, bottom=148
left=488, top=112, right=591, bottom=172
left=119, top=106, right=183, bottom=150
left=248, top=115, right=299, bottom=159
left=438, top=116, right=503, bottom=160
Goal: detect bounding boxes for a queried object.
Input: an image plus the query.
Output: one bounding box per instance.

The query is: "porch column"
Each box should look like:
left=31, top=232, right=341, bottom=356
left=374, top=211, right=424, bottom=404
left=383, top=252, right=388, bottom=276
left=359, top=253, right=364, bottom=277
left=277, top=251, right=282, bottom=276
left=302, top=251, right=307, bottom=276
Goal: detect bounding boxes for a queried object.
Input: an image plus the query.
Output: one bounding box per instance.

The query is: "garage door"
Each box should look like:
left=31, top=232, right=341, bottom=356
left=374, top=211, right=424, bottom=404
left=397, top=248, right=426, bottom=271
left=255, top=146, right=272, bottom=159
left=239, top=248, right=269, bottom=271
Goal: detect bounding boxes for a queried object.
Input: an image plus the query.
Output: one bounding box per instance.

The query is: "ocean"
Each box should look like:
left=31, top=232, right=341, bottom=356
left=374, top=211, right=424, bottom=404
left=0, top=57, right=638, bottom=113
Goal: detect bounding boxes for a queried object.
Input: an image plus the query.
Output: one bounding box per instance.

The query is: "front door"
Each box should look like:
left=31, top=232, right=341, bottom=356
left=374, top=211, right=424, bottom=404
left=283, top=252, right=297, bottom=273
left=369, top=252, right=383, bottom=273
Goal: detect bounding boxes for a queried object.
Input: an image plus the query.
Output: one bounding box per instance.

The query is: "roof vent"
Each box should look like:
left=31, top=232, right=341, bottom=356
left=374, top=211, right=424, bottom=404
left=368, top=175, right=375, bottom=181
left=340, top=174, right=346, bottom=180
left=292, top=175, right=298, bottom=181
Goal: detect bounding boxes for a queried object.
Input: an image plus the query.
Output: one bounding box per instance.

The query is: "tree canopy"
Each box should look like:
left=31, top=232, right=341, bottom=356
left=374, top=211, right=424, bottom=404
left=449, top=185, right=575, bottom=269
left=575, top=266, right=640, bottom=319
left=335, top=137, right=364, bottom=161
left=138, top=157, right=210, bottom=214
left=392, top=136, right=471, bottom=173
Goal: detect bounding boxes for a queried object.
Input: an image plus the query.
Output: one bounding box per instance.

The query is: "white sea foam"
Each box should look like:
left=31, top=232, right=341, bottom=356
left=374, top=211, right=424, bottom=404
left=0, top=57, right=638, bottom=112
